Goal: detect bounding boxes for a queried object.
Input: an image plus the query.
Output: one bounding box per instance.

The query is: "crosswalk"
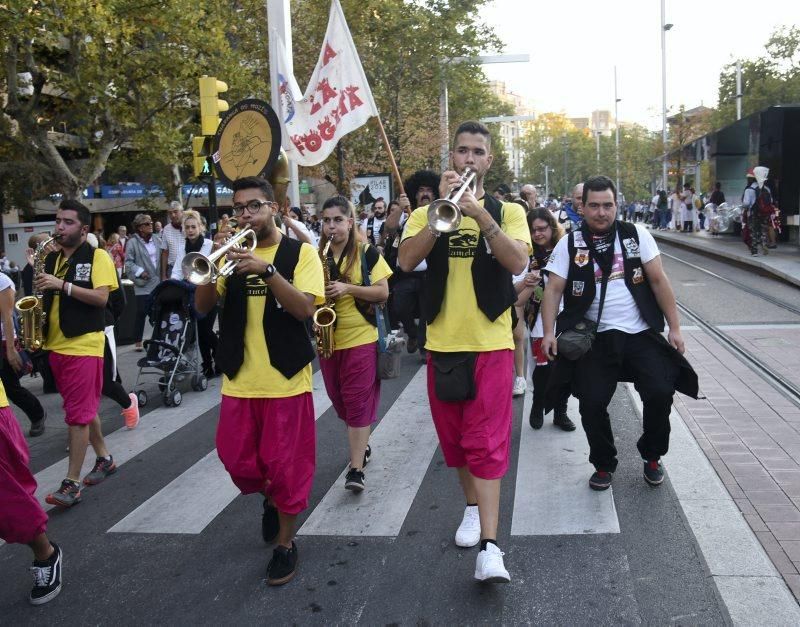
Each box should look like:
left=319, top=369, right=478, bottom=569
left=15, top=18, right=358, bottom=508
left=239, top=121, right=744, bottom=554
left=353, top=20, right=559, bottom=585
left=25, top=361, right=622, bottom=541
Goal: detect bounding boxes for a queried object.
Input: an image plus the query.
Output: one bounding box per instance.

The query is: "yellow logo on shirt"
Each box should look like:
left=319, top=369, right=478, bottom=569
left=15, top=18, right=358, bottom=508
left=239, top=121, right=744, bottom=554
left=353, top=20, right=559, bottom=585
left=245, top=274, right=268, bottom=297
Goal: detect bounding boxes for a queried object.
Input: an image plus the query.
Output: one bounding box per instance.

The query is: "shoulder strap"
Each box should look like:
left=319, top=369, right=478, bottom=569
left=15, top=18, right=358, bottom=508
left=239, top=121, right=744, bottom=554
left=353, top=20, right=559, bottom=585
left=360, top=244, right=388, bottom=351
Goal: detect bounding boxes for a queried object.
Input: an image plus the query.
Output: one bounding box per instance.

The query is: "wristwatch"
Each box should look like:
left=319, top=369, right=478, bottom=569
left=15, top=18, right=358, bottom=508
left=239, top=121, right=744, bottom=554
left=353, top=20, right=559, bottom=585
left=262, top=263, right=276, bottom=280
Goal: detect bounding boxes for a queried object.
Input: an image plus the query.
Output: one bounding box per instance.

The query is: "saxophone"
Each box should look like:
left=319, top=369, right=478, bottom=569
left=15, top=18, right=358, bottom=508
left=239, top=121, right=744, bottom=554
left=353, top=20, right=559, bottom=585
left=15, top=236, right=57, bottom=351
left=312, top=239, right=337, bottom=358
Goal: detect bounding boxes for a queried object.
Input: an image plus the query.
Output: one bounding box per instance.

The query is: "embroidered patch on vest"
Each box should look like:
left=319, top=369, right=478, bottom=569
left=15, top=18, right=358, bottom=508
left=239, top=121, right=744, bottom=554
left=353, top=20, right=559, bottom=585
left=622, top=237, right=640, bottom=258
left=573, top=231, right=586, bottom=247
left=632, top=267, right=644, bottom=284
left=574, top=249, right=589, bottom=267
left=74, top=263, right=92, bottom=282
left=572, top=280, right=585, bottom=296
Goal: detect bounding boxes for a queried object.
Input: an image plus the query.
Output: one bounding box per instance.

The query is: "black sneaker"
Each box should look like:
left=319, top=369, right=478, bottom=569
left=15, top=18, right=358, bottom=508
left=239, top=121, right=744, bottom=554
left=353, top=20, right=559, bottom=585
left=29, top=410, right=47, bottom=438
left=644, top=460, right=664, bottom=486
left=553, top=408, right=576, bottom=432
left=407, top=337, right=418, bottom=353
left=363, top=444, right=372, bottom=468
left=345, top=468, right=365, bottom=492
left=29, top=542, right=62, bottom=605
left=262, top=499, right=279, bottom=543
left=267, top=541, right=298, bottom=586
left=529, top=406, right=544, bottom=430
left=589, top=470, right=613, bottom=491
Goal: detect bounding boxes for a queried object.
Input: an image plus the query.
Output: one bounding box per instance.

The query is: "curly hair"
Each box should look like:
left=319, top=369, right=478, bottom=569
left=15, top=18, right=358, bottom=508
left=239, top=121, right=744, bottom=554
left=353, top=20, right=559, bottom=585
left=403, top=170, right=441, bottom=209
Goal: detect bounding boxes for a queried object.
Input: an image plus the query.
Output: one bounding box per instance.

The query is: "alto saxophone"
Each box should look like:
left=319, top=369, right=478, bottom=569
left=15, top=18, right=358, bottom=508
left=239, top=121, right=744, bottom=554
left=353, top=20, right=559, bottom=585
left=313, top=239, right=337, bottom=358
left=15, top=235, right=58, bottom=351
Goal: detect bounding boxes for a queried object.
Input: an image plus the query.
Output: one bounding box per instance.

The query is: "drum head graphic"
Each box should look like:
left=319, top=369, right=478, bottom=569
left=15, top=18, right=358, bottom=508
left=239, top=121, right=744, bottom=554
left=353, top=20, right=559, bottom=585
left=212, top=99, right=281, bottom=186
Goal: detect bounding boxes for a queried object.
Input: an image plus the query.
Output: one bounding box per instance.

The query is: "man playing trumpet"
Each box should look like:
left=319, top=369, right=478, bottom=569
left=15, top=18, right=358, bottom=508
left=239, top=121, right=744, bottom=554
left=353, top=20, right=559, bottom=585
left=195, top=176, right=324, bottom=586
left=399, top=121, right=531, bottom=584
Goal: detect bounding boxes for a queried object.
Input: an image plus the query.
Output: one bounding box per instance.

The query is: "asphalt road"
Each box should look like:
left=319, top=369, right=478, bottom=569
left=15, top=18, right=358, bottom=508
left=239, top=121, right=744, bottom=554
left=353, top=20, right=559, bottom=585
left=1, top=336, right=727, bottom=624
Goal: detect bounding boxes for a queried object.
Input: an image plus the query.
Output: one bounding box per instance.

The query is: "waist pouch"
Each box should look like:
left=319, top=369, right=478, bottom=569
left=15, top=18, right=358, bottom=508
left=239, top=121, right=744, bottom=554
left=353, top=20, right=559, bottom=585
left=557, top=318, right=597, bottom=361
left=430, top=351, right=477, bottom=402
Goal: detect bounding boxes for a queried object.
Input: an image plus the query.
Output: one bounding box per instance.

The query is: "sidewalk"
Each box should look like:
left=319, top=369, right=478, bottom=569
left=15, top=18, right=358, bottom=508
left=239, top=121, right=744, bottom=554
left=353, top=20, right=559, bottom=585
left=650, top=227, right=800, bottom=287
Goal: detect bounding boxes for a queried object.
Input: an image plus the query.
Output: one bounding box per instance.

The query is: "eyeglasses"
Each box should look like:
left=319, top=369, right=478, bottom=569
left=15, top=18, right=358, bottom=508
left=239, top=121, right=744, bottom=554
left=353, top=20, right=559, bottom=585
left=531, top=226, right=551, bottom=234
left=232, top=200, right=271, bottom=216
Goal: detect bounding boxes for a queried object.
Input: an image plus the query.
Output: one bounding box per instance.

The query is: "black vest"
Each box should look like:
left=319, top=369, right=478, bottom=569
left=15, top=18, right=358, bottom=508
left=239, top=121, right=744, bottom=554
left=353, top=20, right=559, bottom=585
left=424, top=194, right=517, bottom=324
left=556, top=221, right=664, bottom=335
left=43, top=243, right=106, bottom=338
left=217, top=236, right=316, bottom=381
left=366, top=216, right=383, bottom=246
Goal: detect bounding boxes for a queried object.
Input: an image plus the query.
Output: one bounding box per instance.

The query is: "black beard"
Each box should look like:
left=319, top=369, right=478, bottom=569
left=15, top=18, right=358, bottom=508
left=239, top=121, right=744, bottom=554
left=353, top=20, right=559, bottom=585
left=373, top=212, right=385, bottom=218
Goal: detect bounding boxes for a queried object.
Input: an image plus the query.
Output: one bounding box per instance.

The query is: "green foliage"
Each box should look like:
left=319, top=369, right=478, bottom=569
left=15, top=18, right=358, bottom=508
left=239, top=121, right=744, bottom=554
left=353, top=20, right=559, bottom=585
left=713, top=25, right=800, bottom=129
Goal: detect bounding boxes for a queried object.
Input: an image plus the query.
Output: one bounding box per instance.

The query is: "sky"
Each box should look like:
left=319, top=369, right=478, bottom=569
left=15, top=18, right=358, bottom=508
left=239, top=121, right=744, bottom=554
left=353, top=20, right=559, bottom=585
left=480, top=0, right=800, bottom=130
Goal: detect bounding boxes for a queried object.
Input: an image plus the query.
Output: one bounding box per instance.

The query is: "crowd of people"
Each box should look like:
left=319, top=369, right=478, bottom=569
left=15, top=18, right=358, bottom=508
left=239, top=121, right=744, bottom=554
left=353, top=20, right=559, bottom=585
left=3, top=120, right=699, bottom=604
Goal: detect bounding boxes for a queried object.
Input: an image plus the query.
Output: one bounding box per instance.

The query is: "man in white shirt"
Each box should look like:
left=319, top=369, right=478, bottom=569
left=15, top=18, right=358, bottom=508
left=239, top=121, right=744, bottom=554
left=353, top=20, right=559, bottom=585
left=160, top=201, right=185, bottom=280
left=540, top=175, right=697, bottom=492
left=360, top=198, right=387, bottom=248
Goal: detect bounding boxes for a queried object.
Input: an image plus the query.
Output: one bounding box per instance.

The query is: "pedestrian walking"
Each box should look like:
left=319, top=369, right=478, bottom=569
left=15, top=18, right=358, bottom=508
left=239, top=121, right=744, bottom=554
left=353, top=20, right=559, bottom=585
left=399, top=120, right=531, bottom=584
left=194, top=176, right=324, bottom=586
left=124, top=213, right=162, bottom=351
left=159, top=201, right=185, bottom=281
left=541, top=175, right=698, bottom=491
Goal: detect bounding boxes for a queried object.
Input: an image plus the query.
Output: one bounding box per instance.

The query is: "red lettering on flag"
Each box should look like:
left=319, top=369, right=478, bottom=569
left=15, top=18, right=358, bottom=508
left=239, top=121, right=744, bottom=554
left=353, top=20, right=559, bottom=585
left=321, top=43, right=337, bottom=67
left=344, top=85, right=364, bottom=110
left=309, top=94, right=321, bottom=115
left=337, top=93, right=349, bottom=118
left=290, top=135, right=306, bottom=156
left=317, top=78, right=338, bottom=106
left=317, top=117, right=337, bottom=141
left=303, top=130, right=322, bottom=152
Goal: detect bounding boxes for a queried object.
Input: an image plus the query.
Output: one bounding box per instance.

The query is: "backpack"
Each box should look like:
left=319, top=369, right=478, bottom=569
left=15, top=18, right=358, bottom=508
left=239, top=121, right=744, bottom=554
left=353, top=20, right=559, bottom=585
left=755, top=187, right=776, bottom=218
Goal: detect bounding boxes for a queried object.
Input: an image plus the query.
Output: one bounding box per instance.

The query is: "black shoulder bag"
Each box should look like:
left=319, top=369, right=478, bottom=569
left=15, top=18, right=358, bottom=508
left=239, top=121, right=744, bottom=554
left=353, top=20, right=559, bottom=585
left=557, top=272, right=608, bottom=360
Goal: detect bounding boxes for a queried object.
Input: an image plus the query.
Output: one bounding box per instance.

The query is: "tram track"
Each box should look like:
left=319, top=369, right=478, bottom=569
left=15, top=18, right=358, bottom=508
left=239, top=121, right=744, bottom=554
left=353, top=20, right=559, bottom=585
left=663, top=250, right=800, bottom=408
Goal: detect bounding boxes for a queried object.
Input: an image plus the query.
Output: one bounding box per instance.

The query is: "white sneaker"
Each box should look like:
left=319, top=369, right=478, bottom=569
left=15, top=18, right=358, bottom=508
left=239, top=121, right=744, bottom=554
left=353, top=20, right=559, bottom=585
left=512, top=376, right=527, bottom=397
left=474, top=543, right=510, bottom=583
left=455, top=505, right=481, bottom=547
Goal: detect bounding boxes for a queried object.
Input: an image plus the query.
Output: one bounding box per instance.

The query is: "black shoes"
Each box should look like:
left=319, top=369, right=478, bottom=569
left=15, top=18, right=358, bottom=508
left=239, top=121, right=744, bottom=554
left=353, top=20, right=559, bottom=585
left=644, top=460, right=664, bottom=486
left=345, top=468, right=365, bottom=492
left=262, top=499, right=279, bottom=543
left=267, top=541, right=298, bottom=586
left=29, top=542, right=62, bottom=605
left=29, top=410, right=47, bottom=437
left=529, top=406, right=544, bottom=430
left=589, top=470, right=613, bottom=491
left=407, top=336, right=418, bottom=353
left=553, top=407, right=576, bottom=431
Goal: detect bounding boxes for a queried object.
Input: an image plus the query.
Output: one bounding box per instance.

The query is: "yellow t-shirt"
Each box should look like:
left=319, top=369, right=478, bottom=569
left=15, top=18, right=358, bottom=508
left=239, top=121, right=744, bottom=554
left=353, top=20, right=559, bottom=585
left=217, top=241, right=324, bottom=398
left=326, top=244, right=392, bottom=350
left=45, top=248, right=119, bottom=357
left=0, top=378, right=8, bottom=407
left=401, top=200, right=532, bottom=352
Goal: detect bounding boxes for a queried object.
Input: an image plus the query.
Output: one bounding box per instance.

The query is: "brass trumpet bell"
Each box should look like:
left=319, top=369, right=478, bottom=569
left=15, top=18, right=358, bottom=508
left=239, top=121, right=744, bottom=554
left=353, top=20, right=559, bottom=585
left=426, top=167, right=476, bottom=234
left=181, top=227, right=257, bottom=285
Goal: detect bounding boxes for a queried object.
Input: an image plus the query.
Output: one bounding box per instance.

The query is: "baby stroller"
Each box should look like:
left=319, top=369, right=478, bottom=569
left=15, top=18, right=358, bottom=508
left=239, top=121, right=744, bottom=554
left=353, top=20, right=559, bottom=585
left=132, top=280, right=208, bottom=408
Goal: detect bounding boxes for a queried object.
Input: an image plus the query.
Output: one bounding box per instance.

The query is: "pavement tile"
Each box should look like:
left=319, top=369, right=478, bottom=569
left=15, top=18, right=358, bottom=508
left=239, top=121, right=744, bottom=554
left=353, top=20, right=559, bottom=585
left=714, top=443, right=752, bottom=455
left=737, top=476, right=781, bottom=491
left=770, top=471, right=800, bottom=485
left=767, top=551, right=799, bottom=576
left=767, top=522, right=800, bottom=541
left=782, top=574, right=800, bottom=601
left=780, top=541, right=800, bottom=561
left=754, top=504, right=800, bottom=523
left=745, top=514, right=770, bottom=532
left=755, top=530, right=781, bottom=551
left=780, top=484, right=800, bottom=498
left=734, top=498, right=758, bottom=516
left=762, top=458, right=800, bottom=472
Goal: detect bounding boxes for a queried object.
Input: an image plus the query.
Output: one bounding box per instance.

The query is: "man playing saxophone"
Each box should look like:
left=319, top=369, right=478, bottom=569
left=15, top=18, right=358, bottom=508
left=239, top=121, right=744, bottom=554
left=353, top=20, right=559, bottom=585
left=38, top=199, right=120, bottom=508
left=194, top=176, right=324, bottom=586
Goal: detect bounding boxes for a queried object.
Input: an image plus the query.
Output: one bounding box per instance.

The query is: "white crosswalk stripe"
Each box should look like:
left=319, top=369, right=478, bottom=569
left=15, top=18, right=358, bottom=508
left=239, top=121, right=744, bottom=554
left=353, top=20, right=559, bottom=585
left=107, top=369, right=333, bottom=534
left=299, top=366, right=436, bottom=537
left=511, top=379, right=620, bottom=535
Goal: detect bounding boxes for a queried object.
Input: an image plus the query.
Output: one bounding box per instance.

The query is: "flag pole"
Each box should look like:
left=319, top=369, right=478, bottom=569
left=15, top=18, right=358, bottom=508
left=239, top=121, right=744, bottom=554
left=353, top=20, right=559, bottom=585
left=373, top=116, right=405, bottom=196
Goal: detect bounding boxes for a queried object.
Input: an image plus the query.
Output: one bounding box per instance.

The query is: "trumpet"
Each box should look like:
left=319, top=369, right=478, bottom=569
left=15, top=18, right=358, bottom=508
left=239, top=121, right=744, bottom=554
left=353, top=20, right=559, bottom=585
left=426, top=167, right=477, bottom=233
left=181, top=228, right=257, bottom=285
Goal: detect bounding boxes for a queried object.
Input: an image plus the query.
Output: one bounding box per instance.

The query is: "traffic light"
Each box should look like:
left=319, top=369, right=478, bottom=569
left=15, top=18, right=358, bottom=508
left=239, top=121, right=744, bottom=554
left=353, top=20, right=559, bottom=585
left=192, top=135, right=211, bottom=179
left=199, top=75, right=229, bottom=136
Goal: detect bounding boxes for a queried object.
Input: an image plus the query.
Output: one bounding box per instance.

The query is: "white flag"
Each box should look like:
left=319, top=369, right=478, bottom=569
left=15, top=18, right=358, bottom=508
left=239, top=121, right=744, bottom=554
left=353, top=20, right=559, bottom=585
left=274, top=0, right=379, bottom=167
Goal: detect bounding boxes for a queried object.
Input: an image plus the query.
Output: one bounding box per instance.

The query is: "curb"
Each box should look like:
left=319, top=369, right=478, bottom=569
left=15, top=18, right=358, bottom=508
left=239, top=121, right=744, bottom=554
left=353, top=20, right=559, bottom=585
left=651, top=230, right=800, bottom=289
left=624, top=383, right=800, bottom=624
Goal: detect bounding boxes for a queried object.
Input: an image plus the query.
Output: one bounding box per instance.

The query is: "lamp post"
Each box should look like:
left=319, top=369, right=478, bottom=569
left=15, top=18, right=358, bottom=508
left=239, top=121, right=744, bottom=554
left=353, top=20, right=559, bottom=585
left=439, top=54, right=530, bottom=172
left=661, top=0, right=673, bottom=191
left=543, top=165, right=554, bottom=200
left=562, top=133, right=569, bottom=197
left=614, top=65, right=621, bottom=200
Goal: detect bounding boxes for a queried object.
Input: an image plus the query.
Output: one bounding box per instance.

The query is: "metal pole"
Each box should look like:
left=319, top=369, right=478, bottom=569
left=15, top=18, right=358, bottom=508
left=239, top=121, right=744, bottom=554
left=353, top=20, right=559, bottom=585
left=660, top=0, right=668, bottom=191
left=596, top=131, right=600, bottom=169
left=439, top=78, right=449, bottom=173
left=614, top=65, right=621, bottom=199
left=736, top=60, right=743, bottom=120
left=562, top=134, right=568, bottom=197
left=207, top=163, right=218, bottom=236
left=544, top=165, right=549, bottom=199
